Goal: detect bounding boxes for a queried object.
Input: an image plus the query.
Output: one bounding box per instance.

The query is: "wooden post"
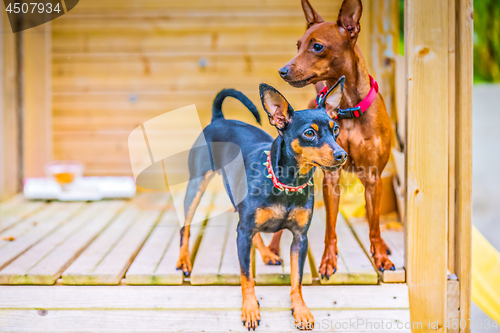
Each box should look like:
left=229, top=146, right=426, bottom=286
left=0, top=11, right=20, bottom=201
left=369, top=0, right=399, bottom=119
left=454, top=0, right=473, bottom=331
left=23, top=23, right=52, bottom=178
left=405, top=0, right=449, bottom=331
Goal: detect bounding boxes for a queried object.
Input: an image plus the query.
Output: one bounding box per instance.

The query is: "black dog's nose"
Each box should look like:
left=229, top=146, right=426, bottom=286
left=334, top=151, right=347, bottom=163
left=278, top=67, right=289, bottom=78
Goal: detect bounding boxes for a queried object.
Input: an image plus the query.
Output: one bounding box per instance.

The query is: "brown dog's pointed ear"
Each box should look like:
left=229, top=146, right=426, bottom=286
left=337, top=0, right=363, bottom=38
left=301, top=0, right=324, bottom=28
left=320, top=76, right=345, bottom=118
left=259, top=84, right=294, bottom=130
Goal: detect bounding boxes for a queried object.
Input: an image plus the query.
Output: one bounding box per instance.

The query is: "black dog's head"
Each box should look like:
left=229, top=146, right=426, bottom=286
left=259, top=76, right=347, bottom=174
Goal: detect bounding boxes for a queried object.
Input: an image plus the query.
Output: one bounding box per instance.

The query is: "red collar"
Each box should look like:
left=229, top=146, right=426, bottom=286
left=316, top=75, right=379, bottom=119
left=263, top=150, right=313, bottom=194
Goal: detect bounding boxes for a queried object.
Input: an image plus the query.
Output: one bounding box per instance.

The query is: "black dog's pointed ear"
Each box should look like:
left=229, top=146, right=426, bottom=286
left=320, top=76, right=345, bottom=118
left=259, top=83, right=294, bottom=130
left=337, top=0, right=363, bottom=39
left=301, top=0, right=325, bottom=28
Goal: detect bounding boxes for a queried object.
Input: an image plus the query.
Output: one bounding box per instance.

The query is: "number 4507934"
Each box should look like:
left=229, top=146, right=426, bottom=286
left=5, top=2, right=61, bottom=14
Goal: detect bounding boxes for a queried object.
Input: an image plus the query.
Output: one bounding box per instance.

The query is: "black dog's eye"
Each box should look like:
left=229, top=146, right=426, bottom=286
left=313, top=43, right=324, bottom=52
left=304, top=130, right=315, bottom=138
left=333, top=126, right=340, bottom=136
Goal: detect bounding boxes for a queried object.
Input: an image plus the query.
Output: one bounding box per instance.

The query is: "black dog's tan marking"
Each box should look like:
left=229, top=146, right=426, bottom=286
left=177, top=79, right=347, bottom=330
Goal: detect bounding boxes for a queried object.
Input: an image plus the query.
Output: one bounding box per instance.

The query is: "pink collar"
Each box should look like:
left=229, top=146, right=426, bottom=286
left=316, top=75, right=379, bottom=119
left=263, top=150, right=313, bottom=194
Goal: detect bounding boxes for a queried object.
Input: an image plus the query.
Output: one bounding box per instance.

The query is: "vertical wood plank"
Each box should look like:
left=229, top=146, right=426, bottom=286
left=455, top=0, right=473, bottom=331
left=369, top=0, right=399, bottom=118
left=405, top=0, right=449, bottom=330
left=23, top=23, right=52, bottom=178
left=0, top=11, right=20, bottom=200
left=447, top=0, right=457, bottom=276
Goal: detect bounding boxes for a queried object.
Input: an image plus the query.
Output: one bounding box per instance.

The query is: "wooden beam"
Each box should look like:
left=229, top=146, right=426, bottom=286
left=369, top=0, right=399, bottom=119
left=405, top=0, right=449, bottom=331
left=0, top=11, right=20, bottom=200
left=447, top=0, right=457, bottom=276
left=23, top=23, right=52, bottom=178
left=454, top=0, right=473, bottom=331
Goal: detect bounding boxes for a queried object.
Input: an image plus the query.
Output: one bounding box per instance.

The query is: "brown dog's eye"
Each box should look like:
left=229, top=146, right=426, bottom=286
left=333, top=126, right=340, bottom=136
left=304, top=130, right=315, bottom=138
left=313, top=43, right=324, bottom=52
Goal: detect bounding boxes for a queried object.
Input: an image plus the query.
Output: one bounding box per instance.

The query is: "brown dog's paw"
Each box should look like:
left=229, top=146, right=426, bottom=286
left=371, top=239, right=395, bottom=272
left=373, top=253, right=395, bottom=272
left=318, top=251, right=338, bottom=280
left=241, top=299, right=261, bottom=331
left=292, top=304, right=315, bottom=330
left=259, top=247, right=282, bottom=266
left=175, top=253, right=192, bottom=277
left=373, top=253, right=396, bottom=272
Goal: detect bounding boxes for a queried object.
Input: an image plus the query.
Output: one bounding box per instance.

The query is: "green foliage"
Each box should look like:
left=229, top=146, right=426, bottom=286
left=399, top=0, right=404, bottom=56
left=398, top=0, right=499, bottom=82
left=474, top=0, right=500, bottom=82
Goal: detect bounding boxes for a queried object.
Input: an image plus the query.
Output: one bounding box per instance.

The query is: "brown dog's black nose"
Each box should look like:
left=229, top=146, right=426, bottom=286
left=334, top=151, right=347, bottom=163
left=278, top=67, right=289, bottom=78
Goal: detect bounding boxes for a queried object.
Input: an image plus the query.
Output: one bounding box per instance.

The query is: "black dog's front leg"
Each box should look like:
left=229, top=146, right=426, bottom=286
left=290, top=233, right=314, bottom=330
left=237, top=225, right=260, bottom=331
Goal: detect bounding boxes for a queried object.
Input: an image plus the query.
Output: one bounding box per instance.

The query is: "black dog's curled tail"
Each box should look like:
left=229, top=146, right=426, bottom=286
left=211, top=89, right=261, bottom=124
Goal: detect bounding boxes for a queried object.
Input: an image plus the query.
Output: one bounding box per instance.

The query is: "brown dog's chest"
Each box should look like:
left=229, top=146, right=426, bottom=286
left=336, top=117, right=388, bottom=172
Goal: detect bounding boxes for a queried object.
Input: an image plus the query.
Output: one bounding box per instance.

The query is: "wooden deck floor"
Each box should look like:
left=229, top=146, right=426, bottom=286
left=0, top=190, right=409, bottom=332
left=0, top=190, right=405, bottom=286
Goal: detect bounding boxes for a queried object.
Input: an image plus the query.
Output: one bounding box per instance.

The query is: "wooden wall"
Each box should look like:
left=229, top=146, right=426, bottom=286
left=0, top=11, right=20, bottom=201
left=51, top=0, right=375, bottom=176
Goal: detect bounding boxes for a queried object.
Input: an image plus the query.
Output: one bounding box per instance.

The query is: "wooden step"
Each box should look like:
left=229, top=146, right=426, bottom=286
left=0, top=284, right=410, bottom=332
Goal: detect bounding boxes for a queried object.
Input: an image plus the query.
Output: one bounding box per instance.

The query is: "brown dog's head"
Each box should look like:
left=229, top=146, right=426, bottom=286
left=278, top=0, right=362, bottom=87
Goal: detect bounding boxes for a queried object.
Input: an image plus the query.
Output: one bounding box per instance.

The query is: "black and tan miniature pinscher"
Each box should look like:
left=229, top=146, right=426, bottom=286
left=176, top=78, right=347, bottom=330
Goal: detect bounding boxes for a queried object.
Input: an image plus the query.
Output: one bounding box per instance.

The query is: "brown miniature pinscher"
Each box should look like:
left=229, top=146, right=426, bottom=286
left=257, top=0, right=395, bottom=276
left=176, top=79, right=347, bottom=330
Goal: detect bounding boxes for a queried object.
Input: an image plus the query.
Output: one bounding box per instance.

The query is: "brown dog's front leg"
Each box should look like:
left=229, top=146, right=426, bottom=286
left=253, top=233, right=282, bottom=265
left=267, top=229, right=283, bottom=257
left=362, top=174, right=395, bottom=271
left=319, top=170, right=341, bottom=279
